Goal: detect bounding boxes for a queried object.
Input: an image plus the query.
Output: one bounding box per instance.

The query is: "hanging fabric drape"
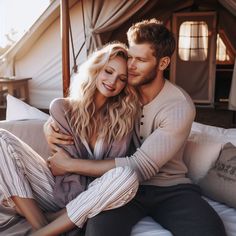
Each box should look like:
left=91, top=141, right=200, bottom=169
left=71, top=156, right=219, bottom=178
left=218, top=0, right=236, bottom=16
left=83, top=0, right=150, bottom=55
left=219, top=0, right=236, bottom=111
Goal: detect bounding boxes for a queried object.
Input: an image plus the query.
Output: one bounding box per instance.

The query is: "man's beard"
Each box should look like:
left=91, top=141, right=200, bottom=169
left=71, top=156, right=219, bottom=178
left=133, top=67, right=157, bottom=87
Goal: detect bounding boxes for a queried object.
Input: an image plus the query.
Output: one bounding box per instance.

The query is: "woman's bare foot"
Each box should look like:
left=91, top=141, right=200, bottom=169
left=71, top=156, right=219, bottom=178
left=15, top=204, right=25, bottom=217
left=31, top=211, right=75, bottom=236
left=11, top=196, right=48, bottom=229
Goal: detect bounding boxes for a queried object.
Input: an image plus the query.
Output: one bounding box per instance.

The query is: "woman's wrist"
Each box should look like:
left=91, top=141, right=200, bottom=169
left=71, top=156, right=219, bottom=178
left=67, top=158, right=80, bottom=173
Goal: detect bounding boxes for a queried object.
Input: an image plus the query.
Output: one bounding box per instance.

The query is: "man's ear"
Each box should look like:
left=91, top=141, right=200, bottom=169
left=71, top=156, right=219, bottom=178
left=158, top=57, right=170, bottom=71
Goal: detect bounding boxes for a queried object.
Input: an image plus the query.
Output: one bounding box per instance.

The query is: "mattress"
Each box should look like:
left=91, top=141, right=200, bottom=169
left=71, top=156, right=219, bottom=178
left=131, top=197, right=236, bottom=236
left=0, top=196, right=235, bottom=235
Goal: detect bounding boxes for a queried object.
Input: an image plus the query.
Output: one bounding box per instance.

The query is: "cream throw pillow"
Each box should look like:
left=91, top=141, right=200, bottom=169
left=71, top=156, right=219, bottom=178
left=184, top=139, right=222, bottom=183
left=6, top=94, right=49, bottom=121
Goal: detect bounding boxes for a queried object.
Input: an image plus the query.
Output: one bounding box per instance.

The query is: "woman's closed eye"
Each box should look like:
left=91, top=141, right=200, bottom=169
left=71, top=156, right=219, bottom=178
left=105, top=69, right=113, bottom=74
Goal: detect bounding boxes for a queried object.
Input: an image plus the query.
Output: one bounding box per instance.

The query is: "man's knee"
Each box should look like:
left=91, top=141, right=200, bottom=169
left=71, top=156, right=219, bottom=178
left=85, top=205, right=135, bottom=236
left=85, top=214, right=112, bottom=236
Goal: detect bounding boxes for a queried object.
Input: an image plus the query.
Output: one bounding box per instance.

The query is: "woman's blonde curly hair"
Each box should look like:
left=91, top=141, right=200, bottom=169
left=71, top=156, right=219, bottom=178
left=68, top=42, right=139, bottom=144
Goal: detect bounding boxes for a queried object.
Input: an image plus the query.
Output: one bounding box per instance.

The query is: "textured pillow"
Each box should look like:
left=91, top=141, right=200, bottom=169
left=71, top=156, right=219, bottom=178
left=6, top=94, right=49, bottom=121
left=0, top=120, right=50, bottom=160
left=199, top=142, right=236, bottom=208
left=184, top=139, right=222, bottom=183
left=191, top=122, right=236, bottom=146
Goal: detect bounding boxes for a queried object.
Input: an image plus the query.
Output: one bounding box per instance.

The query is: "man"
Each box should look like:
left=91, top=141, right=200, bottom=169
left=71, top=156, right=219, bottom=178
left=45, top=19, right=226, bottom=236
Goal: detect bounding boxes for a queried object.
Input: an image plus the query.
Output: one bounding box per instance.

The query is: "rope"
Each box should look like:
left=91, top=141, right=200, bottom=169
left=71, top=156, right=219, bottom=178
left=70, top=0, right=87, bottom=74
left=69, top=18, right=78, bottom=73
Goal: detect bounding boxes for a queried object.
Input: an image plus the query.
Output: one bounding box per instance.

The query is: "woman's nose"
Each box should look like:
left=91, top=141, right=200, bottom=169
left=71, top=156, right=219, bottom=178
left=108, top=75, right=117, bottom=85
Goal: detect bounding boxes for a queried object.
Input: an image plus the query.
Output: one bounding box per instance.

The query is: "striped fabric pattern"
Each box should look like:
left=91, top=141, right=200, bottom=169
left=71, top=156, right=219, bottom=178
left=0, top=129, right=59, bottom=212
left=0, top=129, right=138, bottom=228
left=67, top=166, right=138, bottom=228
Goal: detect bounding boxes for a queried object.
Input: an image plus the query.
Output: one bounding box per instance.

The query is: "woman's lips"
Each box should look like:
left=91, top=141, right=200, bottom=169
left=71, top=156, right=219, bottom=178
left=103, top=83, right=115, bottom=91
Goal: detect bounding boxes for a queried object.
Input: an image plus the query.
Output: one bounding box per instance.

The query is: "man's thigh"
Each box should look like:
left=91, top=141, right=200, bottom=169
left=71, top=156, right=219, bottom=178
left=150, top=184, right=226, bottom=236
left=85, top=199, right=146, bottom=236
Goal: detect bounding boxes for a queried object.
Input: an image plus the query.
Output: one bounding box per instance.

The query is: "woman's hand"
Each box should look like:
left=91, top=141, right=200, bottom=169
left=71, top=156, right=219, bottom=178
left=47, top=146, right=74, bottom=176
left=43, top=117, right=74, bottom=152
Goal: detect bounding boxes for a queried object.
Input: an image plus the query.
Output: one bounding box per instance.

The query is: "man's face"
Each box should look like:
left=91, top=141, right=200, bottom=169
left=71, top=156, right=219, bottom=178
left=127, top=43, right=158, bottom=87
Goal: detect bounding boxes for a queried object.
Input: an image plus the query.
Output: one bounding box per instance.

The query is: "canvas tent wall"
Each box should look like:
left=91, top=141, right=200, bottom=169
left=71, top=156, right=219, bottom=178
left=0, top=0, right=235, bottom=109
left=0, top=0, right=86, bottom=108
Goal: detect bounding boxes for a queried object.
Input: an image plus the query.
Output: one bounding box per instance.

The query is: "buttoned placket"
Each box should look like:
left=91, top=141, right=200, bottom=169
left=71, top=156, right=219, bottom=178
left=139, top=106, right=145, bottom=141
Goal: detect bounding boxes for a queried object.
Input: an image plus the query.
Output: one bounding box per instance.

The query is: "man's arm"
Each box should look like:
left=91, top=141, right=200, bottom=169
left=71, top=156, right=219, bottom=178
left=44, top=118, right=115, bottom=177
left=45, top=101, right=194, bottom=180
left=44, top=116, right=74, bottom=151
left=116, top=101, right=195, bottom=182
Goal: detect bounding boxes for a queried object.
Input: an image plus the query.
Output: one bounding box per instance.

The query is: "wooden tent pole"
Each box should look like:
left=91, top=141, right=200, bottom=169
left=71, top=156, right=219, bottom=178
left=60, top=0, right=70, bottom=97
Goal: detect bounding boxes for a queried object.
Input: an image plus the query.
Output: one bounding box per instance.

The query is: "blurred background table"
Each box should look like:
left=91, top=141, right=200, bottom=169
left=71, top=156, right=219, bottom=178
left=0, top=77, right=31, bottom=108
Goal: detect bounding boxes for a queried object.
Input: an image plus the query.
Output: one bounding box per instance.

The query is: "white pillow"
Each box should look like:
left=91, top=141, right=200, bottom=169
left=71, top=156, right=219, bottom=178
left=184, top=138, right=222, bottom=183
left=192, top=122, right=236, bottom=145
left=6, top=94, right=49, bottom=121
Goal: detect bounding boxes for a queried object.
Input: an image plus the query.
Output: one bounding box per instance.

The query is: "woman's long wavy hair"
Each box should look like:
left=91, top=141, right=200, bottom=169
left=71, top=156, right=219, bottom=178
left=68, top=42, right=139, bottom=144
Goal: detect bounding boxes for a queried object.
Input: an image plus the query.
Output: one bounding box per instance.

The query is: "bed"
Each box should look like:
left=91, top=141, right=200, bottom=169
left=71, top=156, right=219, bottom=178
left=1, top=120, right=236, bottom=235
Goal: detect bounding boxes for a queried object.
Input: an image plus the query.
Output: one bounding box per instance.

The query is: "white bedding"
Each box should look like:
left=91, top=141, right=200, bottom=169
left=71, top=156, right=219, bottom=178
left=131, top=197, right=236, bottom=236
left=1, top=120, right=236, bottom=235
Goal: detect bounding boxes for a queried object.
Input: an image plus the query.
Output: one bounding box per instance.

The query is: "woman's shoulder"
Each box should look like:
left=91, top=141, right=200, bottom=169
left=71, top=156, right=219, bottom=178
left=49, top=98, right=70, bottom=117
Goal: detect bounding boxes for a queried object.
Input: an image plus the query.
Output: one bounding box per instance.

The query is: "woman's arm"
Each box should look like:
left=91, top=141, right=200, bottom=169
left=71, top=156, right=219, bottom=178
left=48, top=146, right=115, bottom=177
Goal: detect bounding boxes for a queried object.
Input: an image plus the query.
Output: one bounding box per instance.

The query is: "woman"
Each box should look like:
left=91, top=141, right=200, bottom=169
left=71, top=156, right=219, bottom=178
left=0, top=42, right=139, bottom=235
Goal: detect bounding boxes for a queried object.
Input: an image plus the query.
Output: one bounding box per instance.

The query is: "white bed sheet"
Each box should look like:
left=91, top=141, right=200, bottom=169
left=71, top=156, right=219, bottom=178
left=131, top=197, right=236, bottom=236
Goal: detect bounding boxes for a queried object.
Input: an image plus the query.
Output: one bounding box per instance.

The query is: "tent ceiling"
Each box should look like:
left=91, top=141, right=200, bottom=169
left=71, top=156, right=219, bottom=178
left=1, top=0, right=235, bottom=63
left=106, top=0, right=236, bottom=53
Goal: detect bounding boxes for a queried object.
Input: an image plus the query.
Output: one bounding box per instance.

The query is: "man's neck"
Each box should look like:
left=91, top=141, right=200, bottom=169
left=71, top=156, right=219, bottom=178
left=138, top=74, right=165, bottom=105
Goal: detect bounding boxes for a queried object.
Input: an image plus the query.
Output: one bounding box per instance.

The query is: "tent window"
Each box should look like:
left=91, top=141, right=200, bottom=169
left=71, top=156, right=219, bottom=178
left=216, top=33, right=233, bottom=64
left=178, top=21, right=208, bottom=61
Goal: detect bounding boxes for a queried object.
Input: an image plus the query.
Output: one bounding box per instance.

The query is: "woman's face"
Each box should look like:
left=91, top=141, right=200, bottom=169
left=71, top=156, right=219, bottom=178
left=96, top=56, right=128, bottom=98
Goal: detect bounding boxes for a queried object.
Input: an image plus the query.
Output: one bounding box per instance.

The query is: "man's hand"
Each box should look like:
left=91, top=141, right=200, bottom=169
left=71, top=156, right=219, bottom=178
left=43, top=117, right=74, bottom=152
left=47, top=146, right=73, bottom=176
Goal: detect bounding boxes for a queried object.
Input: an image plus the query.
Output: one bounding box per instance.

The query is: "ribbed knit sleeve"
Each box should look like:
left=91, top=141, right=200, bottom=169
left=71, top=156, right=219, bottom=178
left=115, top=99, right=195, bottom=182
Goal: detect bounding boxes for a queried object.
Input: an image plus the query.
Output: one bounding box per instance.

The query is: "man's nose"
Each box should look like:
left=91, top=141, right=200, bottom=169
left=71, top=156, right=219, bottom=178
left=128, top=59, right=136, bottom=69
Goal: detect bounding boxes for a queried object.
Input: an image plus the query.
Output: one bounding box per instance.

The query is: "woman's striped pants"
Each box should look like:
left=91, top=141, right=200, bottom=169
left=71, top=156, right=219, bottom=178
left=0, top=129, right=138, bottom=228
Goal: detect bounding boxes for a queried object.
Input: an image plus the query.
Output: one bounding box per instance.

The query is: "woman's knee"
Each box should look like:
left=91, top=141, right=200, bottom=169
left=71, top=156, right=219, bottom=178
left=108, top=166, right=139, bottom=189
left=109, top=166, right=137, bottom=180
left=0, top=129, right=12, bottom=140
left=0, top=129, right=19, bottom=148
left=0, top=129, right=13, bottom=159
